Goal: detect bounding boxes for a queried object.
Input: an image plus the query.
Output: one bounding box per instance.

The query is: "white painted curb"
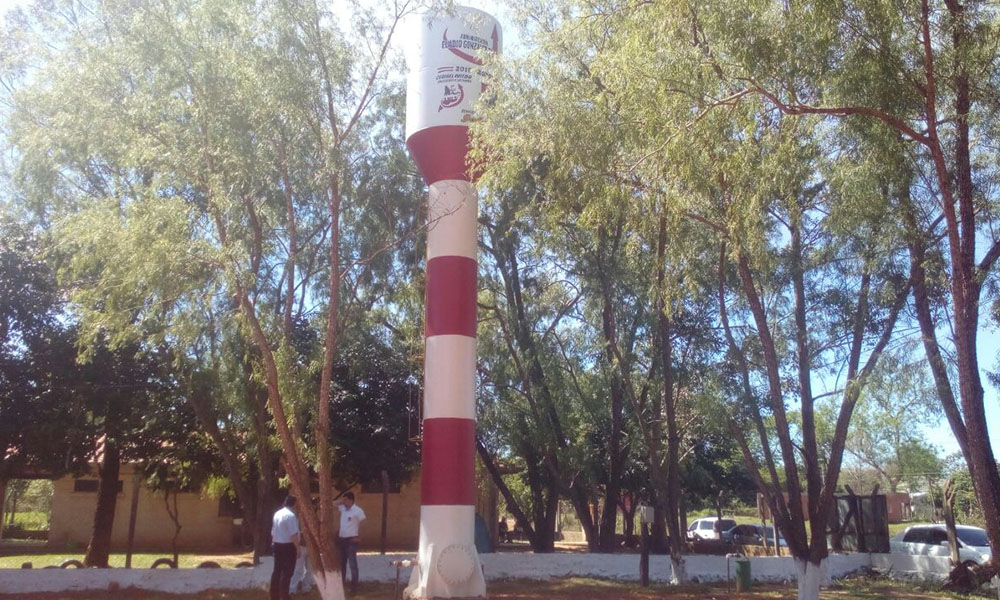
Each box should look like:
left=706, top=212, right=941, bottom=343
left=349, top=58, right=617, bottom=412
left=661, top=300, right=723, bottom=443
left=0, top=552, right=983, bottom=594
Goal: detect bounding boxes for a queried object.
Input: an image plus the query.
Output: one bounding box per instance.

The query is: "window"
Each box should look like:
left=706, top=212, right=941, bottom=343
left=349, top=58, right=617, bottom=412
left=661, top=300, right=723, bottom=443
left=924, top=529, right=948, bottom=545
left=73, top=479, right=122, bottom=493
left=699, top=520, right=713, bottom=530
left=718, top=519, right=737, bottom=531
left=902, top=528, right=927, bottom=544
left=956, top=528, right=989, bottom=547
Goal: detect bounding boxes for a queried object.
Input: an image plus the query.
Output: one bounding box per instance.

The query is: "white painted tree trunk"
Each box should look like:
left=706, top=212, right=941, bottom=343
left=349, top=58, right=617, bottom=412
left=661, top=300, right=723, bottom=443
left=312, top=569, right=346, bottom=600
left=670, top=556, right=687, bottom=584
left=794, top=558, right=828, bottom=600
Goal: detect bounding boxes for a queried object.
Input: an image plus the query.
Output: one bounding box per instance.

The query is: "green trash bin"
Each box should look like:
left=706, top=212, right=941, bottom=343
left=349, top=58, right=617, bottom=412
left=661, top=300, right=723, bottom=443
left=735, top=557, right=751, bottom=592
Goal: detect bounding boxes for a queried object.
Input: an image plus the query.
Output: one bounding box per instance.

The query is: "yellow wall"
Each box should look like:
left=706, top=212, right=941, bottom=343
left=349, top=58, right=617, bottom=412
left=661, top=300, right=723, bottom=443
left=48, top=465, right=428, bottom=551
left=348, top=480, right=421, bottom=550
left=49, top=464, right=237, bottom=551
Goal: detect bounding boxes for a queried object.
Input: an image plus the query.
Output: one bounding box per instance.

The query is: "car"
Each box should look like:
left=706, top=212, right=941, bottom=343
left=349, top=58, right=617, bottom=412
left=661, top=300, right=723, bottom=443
left=687, top=517, right=738, bottom=540
left=721, top=523, right=787, bottom=547
left=890, top=524, right=992, bottom=564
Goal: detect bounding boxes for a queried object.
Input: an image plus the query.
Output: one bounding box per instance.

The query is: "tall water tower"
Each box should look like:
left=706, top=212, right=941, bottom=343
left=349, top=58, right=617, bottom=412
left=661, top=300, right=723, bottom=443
left=404, top=6, right=501, bottom=599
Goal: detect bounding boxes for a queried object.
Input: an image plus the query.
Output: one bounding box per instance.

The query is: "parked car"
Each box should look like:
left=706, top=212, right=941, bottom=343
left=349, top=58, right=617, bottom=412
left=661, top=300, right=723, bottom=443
left=890, top=524, right=992, bottom=564
left=687, top=517, right=738, bottom=540
left=721, top=523, right=787, bottom=547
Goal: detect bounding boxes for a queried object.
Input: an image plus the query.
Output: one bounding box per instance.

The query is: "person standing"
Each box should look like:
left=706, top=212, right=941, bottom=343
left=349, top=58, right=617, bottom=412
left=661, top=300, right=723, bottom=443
left=335, top=491, right=366, bottom=594
left=270, top=495, right=300, bottom=600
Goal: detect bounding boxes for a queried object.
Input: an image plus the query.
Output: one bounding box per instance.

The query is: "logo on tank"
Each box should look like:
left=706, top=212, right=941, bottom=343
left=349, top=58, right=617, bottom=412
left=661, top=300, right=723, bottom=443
left=441, top=26, right=499, bottom=65
left=439, top=84, right=465, bottom=111
left=434, top=66, right=477, bottom=112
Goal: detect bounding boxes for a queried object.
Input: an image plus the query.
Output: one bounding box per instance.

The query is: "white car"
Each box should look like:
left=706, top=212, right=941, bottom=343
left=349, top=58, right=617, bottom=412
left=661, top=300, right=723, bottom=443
left=890, top=524, right=992, bottom=564
left=687, top=517, right=737, bottom=541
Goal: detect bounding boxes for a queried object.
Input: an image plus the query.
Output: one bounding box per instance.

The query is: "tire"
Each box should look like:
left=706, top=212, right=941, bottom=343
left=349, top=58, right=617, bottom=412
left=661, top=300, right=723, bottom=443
left=151, top=558, right=177, bottom=569
left=59, top=560, right=85, bottom=569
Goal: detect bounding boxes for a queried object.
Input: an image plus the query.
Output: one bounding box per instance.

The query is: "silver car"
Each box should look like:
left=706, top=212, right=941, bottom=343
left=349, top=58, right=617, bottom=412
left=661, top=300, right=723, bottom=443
left=687, top=517, right=737, bottom=540
left=890, top=524, right=992, bottom=564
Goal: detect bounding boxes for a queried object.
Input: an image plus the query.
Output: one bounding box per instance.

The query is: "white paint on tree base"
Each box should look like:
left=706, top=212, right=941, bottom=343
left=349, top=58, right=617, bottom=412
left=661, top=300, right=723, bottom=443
left=669, top=556, right=687, bottom=584
left=794, top=558, right=827, bottom=600
left=5, top=551, right=994, bottom=595
left=313, top=569, right=345, bottom=600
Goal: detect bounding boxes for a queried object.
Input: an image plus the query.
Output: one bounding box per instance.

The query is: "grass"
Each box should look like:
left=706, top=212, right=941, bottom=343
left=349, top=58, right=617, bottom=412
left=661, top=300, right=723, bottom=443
left=0, top=552, right=254, bottom=569
left=0, top=576, right=993, bottom=600
left=3, top=511, right=49, bottom=530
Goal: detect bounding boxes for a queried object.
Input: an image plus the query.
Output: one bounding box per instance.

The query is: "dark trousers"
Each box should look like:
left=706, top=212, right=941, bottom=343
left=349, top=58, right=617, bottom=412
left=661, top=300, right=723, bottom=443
left=270, top=543, right=297, bottom=600
left=338, top=536, right=359, bottom=590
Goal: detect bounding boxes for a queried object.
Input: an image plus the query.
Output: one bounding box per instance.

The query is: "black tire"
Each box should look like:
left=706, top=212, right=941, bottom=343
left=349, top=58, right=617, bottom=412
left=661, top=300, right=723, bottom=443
left=234, top=561, right=254, bottom=568
left=151, top=558, right=177, bottom=569
left=59, top=560, right=84, bottom=569
left=196, top=560, right=222, bottom=569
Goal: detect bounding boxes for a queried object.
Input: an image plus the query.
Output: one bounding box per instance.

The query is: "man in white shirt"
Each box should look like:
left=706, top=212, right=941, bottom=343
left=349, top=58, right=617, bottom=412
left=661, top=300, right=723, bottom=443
left=335, top=491, right=366, bottom=594
left=270, top=495, right=300, bottom=600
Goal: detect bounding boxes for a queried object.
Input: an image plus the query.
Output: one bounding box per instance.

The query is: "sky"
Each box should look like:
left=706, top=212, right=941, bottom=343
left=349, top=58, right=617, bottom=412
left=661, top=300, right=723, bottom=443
left=1, top=0, right=998, bottom=464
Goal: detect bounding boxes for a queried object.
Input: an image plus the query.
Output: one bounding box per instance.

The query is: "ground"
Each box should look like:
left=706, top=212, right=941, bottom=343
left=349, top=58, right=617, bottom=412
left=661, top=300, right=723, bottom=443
left=0, top=577, right=993, bottom=600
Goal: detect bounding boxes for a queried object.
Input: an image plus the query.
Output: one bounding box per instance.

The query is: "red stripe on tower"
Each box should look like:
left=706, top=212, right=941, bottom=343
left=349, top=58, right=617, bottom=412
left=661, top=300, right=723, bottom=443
left=420, top=418, right=477, bottom=505
left=406, top=127, right=472, bottom=185
left=425, top=255, right=478, bottom=337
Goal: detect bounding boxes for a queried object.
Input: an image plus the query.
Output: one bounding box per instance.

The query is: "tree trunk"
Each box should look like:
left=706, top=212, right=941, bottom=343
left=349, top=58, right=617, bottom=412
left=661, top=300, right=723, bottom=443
left=251, top=374, right=280, bottom=564
left=598, top=287, right=625, bottom=553
left=0, top=478, right=5, bottom=543
left=476, top=438, right=538, bottom=547
left=254, top=477, right=273, bottom=562
left=164, top=488, right=182, bottom=566
left=651, top=504, right=667, bottom=553
left=620, top=497, right=637, bottom=547
left=795, top=558, right=827, bottom=600
left=943, top=479, right=960, bottom=565
left=84, top=438, right=121, bottom=567
left=567, top=485, right=598, bottom=551
left=7, top=490, right=17, bottom=526
left=125, top=471, right=141, bottom=568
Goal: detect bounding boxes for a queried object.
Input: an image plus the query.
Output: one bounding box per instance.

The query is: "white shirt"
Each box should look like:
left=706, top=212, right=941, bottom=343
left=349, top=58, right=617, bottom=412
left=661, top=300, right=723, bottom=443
left=271, top=506, right=299, bottom=544
left=338, top=504, right=366, bottom=538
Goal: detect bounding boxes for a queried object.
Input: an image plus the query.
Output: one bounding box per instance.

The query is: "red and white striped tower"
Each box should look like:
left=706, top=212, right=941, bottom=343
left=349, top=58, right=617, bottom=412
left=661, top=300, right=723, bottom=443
left=403, top=6, right=500, bottom=599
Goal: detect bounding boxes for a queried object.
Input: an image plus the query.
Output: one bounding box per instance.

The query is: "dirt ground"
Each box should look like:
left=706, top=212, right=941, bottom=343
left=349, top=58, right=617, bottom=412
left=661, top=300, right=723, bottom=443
left=0, top=577, right=990, bottom=600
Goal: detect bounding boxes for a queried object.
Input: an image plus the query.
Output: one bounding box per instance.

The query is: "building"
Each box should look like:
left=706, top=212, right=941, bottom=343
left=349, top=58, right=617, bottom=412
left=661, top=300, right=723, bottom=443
left=48, top=464, right=425, bottom=551
left=757, top=491, right=912, bottom=525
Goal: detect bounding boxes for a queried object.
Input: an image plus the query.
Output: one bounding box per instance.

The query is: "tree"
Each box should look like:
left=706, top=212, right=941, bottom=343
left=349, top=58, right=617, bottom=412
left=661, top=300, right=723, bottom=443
left=473, top=5, right=911, bottom=597
left=688, top=0, right=1000, bottom=585
left=327, top=332, right=421, bottom=490
left=0, top=219, right=89, bottom=483
left=842, top=351, right=943, bottom=493
left=473, top=9, right=728, bottom=576
left=3, top=0, right=418, bottom=594
left=476, top=176, right=591, bottom=552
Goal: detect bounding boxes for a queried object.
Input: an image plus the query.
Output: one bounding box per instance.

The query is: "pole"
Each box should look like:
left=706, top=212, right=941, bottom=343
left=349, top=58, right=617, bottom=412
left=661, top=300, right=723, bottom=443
left=381, top=470, right=390, bottom=555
